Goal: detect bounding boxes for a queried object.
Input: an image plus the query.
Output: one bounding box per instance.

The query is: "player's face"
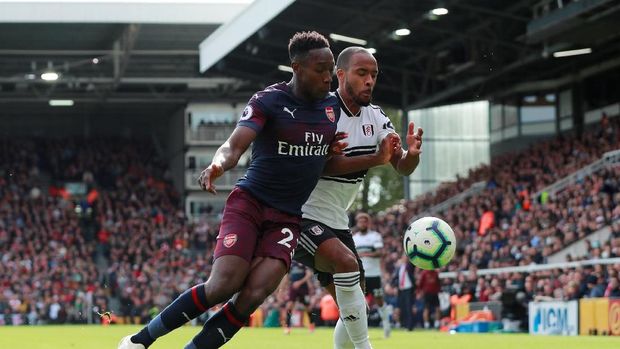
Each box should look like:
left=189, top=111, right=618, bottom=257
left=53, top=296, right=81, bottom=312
left=340, top=52, right=378, bottom=107
left=356, top=217, right=369, bottom=232
left=294, top=48, right=334, bottom=101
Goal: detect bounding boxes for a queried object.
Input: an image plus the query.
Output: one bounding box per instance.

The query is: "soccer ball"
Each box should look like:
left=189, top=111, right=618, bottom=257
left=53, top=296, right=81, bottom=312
left=403, top=216, right=456, bottom=270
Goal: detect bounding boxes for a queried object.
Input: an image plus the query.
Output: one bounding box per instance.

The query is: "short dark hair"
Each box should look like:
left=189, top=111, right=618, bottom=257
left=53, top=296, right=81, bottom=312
left=288, top=31, right=330, bottom=62
left=336, top=46, right=371, bottom=70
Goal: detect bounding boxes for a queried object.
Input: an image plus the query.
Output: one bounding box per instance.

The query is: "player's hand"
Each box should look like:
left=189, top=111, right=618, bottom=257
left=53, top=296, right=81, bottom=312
left=329, top=132, right=349, bottom=156
left=292, top=280, right=302, bottom=289
left=198, top=163, right=224, bottom=194
left=406, top=121, right=423, bottom=156
left=376, top=133, right=399, bottom=165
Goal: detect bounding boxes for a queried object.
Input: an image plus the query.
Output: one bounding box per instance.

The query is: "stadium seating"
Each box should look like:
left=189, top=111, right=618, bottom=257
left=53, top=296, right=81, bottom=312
left=0, top=116, right=618, bottom=327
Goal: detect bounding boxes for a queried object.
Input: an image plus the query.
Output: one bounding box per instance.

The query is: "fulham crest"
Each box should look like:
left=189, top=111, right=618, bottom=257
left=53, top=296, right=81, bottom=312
left=362, top=124, right=374, bottom=137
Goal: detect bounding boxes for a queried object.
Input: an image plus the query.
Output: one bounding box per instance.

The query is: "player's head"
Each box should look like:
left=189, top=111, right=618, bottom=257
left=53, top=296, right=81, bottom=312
left=288, top=31, right=334, bottom=101
left=336, top=47, right=378, bottom=107
left=355, top=212, right=371, bottom=233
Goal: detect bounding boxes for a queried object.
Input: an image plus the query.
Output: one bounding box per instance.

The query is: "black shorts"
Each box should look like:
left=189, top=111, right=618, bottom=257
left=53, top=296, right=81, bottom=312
left=364, top=276, right=384, bottom=298
left=294, top=219, right=364, bottom=287
left=424, top=293, right=440, bottom=309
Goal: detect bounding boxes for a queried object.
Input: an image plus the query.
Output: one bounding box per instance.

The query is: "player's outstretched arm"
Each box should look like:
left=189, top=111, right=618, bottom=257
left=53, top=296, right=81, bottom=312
left=390, top=121, right=423, bottom=176
left=323, top=133, right=399, bottom=176
left=198, top=126, right=257, bottom=194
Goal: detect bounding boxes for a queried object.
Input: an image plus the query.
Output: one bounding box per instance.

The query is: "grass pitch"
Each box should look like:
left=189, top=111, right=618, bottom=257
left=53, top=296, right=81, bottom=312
left=0, top=325, right=618, bottom=349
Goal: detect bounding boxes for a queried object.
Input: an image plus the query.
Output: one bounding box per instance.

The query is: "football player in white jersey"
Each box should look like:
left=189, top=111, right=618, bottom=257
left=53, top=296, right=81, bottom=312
left=294, top=46, right=423, bottom=349
left=352, top=212, right=390, bottom=338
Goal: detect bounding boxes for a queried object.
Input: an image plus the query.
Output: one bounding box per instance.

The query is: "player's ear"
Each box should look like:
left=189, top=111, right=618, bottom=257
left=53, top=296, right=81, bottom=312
left=336, top=68, right=345, bottom=81
left=291, top=61, right=302, bottom=75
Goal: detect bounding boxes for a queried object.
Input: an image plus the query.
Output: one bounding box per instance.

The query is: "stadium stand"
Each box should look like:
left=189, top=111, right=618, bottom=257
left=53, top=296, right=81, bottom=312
left=0, top=115, right=618, bottom=327
left=0, top=138, right=216, bottom=325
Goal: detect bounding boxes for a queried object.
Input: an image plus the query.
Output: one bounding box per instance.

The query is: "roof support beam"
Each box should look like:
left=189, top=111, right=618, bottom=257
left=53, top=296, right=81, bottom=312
left=199, top=0, right=295, bottom=73
left=407, top=42, right=569, bottom=109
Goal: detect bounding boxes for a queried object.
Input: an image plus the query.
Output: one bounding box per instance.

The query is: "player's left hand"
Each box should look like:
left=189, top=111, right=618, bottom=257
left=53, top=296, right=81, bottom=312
left=406, top=121, right=423, bottom=156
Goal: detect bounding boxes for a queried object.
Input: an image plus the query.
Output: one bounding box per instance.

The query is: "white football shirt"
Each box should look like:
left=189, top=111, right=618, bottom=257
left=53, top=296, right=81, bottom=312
left=302, top=91, right=396, bottom=230
left=353, top=230, right=384, bottom=277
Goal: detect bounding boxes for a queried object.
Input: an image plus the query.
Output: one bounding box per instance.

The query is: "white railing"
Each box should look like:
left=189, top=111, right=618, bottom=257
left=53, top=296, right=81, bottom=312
left=187, top=124, right=236, bottom=144
left=439, top=257, right=620, bottom=279
left=535, top=148, right=620, bottom=197
left=185, top=167, right=247, bottom=190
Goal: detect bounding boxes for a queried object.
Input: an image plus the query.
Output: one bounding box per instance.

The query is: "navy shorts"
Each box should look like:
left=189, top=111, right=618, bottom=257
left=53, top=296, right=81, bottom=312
left=213, top=187, right=300, bottom=269
left=288, top=284, right=310, bottom=305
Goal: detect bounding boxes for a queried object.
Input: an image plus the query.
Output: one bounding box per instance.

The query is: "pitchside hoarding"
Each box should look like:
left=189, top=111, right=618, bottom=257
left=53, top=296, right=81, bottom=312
left=529, top=301, right=579, bottom=335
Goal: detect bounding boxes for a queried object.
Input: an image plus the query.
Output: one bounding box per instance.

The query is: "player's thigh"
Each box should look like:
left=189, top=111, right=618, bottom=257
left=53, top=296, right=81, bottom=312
left=255, top=209, right=301, bottom=269
left=295, top=220, right=339, bottom=267
left=213, top=187, right=262, bottom=264
left=299, top=222, right=358, bottom=274
left=335, top=229, right=365, bottom=279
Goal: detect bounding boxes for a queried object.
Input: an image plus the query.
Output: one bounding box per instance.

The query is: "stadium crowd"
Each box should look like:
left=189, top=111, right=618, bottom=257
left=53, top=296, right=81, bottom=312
left=0, top=115, right=618, bottom=329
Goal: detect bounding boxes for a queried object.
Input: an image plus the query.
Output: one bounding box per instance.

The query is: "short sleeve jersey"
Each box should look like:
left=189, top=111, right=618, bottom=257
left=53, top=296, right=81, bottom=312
left=236, top=82, right=340, bottom=216
left=302, top=91, right=395, bottom=229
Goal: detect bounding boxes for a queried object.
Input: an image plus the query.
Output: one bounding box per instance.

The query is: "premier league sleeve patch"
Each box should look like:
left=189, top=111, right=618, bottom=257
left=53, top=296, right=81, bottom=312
left=240, top=105, right=253, bottom=121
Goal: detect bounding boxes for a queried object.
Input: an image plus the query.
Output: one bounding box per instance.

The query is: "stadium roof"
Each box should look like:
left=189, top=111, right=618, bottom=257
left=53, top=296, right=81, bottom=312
left=0, top=0, right=619, bottom=119
left=202, top=0, right=620, bottom=109
left=0, top=0, right=253, bottom=118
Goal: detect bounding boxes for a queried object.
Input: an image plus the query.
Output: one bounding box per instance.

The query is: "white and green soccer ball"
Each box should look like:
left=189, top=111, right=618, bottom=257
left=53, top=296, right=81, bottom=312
left=403, top=216, right=456, bottom=270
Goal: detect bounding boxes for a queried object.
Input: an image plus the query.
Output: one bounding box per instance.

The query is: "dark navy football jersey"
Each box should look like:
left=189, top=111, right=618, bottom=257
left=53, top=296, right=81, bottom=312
left=289, top=261, right=307, bottom=282
left=236, top=82, right=340, bottom=216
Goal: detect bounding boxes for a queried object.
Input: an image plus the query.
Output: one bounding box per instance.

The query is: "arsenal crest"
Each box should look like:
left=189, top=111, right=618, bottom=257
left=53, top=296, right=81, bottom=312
left=325, top=106, right=336, bottom=122
left=223, top=233, right=238, bottom=248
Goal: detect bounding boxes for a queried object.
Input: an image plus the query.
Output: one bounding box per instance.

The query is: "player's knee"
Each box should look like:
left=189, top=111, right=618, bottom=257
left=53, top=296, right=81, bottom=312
left=244, top=286, right=274, bottom=311
left=334, top=251, right=359, bottom=273
left=204, top=277, right=243, bottom=304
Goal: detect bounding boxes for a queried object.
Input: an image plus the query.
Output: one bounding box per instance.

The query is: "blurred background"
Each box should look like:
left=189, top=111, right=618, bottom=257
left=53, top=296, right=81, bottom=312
left=0, top=0, right=619, bottom=338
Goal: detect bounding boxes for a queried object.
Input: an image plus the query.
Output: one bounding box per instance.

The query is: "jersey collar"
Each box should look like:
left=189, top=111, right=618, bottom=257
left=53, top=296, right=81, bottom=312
left=336, top=89, right=361, bottom=117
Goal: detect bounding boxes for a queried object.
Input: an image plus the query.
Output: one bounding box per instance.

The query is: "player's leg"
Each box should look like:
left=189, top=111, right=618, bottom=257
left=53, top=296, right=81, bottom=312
left=295, top=221, right=369, bottom=348
left=310, top=228, right=370, bottom=349
left=283, top=297, right=294, bottom=334
left=367, top=278, right=390, bottom=338
left=123, top=256, right=250, bottom=349
left=120, top=188, right=258, bottom=349
left=185, top=256, right=288, bottom=349
left=185, top=212, right=299, bottom=349
left=423, top=293, right=431, bottom=329
left=298, top=289, right=315, bottom=333
left=431, top=294, right=441, bottom=328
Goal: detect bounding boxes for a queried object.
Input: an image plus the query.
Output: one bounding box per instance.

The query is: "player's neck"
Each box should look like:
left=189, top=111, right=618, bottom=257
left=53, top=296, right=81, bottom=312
left=337, top=88, right=361, bottom=116
left=288, top=79, right=314, bottom=103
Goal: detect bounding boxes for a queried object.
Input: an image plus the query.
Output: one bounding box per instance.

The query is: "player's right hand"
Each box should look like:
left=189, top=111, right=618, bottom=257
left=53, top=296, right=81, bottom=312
left=377, top=133, right=400, bottom=164
left=329, top=131, right=349, bottom=156
left=198, top=163, right=224, bottom=194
